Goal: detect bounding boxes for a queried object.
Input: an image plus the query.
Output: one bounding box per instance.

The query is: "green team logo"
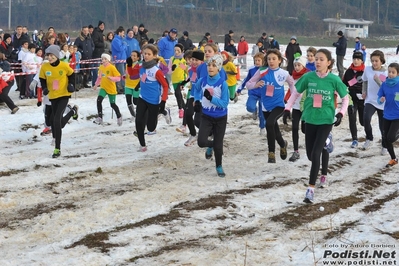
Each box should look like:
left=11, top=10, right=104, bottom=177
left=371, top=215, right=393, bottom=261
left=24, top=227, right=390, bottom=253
left=106, top=71, right=110, bottom=75
left=59, top=70, right=63, bottom=75
left=45, top=71, right=51, bottom=76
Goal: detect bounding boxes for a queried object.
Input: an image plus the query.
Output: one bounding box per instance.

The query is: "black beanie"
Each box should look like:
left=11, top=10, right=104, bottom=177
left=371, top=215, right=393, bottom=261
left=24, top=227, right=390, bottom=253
left=175, top=43, right=184, bottom=52
left=3, top=33, right=11, bottom=41
left=352, top=51, right=363, bottom=61
left=192, top=50, right=204, bottom=61
left=98, top=20, right=105, bottom=27
left=139, top=23, right=145, bottom=28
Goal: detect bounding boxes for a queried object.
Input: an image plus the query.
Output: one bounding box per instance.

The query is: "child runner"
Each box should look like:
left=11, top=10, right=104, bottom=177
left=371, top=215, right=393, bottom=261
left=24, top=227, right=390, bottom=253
left=92, top=53, right=123, bottom=126
left=361, top=50, right=387, bottom=153
left=176, top=49, right=193, bottom=136
left=283, top=56, right=309, bottom=162
left=236, top=52, right=266, bottom=134
left=181, top=50, right=203, bottom=146
left=221, top=51, right=238, bottom=102
left=193, top=54, right=229, bottom=177
left=377, top=62, right=399, bottom=167
left=285, top=48, right=349, bottom=203
left=39, top=45, right=77, bottom=158
left=246, top=49, right=295, bottom=163
left=0, top=68, right=19, bottom=114
left=305, top=47, right=317, bottom=71
left=135, top=44, right=171, bottom=152
left=342, top=51, right=365, bottom=148
left=125, top=50, right=141, bottom=120
left=168, top=43, right=187, bottom=118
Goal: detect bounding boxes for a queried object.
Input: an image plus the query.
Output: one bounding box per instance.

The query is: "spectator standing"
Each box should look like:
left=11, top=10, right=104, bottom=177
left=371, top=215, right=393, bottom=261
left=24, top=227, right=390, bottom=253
left=125, top=29, right=140, bottom=59
left=237, top=35, right=248, bottom=69
left=111, top=26, right=127, bottom=94
left=257, top=32, right=270, bottom=51
left=268, top=35, right=280, bottom=50
left=178, top=31, right=195, bottom=51
left=74, top=26, right=94, bottom=88
left=91, top=20, right=105, bottom=86
left=285, top=36, right=302, bottom=75
left=354, top=37, right=362, bottom=51
left=104, top=32, right=113, bottom=54
left=333, top=30, right=347, bottom=79
left=158, top=28, right=178, bottom=60
left=224, top=30, right=234, bottom=51
left=138, top=24, right=149, bottom=44
left=200, top=32, right=212, bottom=46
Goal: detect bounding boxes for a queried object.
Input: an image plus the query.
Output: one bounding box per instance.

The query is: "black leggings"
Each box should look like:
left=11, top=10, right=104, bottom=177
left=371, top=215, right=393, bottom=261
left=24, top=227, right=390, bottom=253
left=291, top=109, right=305, bottom=151
left=97, top=96, right=122, bottom=119
left=305, top=123, right=332, bottom=186
left=184, top=98, right=201, bottom=136
left=174, top=84, right=185, bottom=110
left=263, top=107, right=285, bottom=153
left=348, top=100, right=364, bottom=140
left=364, top=103, right=385, bottom=146
left=135, top=97, right=159, bottom=147
left=383, top=118, right=399, bottom=160
left=197, top=114, right=227, bottom=167
left=49, top=96, right=70, bottom=150
left=0, top=80, right=17, bottom=111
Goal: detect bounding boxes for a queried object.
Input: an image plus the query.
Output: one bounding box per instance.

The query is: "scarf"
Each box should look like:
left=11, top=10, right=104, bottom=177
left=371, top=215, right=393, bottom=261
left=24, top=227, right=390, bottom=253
left=142, top=59, right=157, bottom=69
left=292, top=67, right=309, bottom=80
left=349, top=63, right=365, bottom=72
left=174, top=54, right=183, bottom=59
left=385, top=76, right=399, bottom=87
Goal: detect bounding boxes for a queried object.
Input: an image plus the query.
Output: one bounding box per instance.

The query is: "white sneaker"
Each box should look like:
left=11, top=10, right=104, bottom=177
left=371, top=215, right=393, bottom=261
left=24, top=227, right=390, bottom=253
left=176, top=125, right=186, bottom=134
left=184, top=135, right=198, bottom=146
left=164, top=108, right=172, bottom=124
left=381, top=147, right=388, bottom=155
left=362, top=139, right=373, bottom=150
left=117, top=116, right=123, bottom=126
left=94, top=117, right=103, bottom=125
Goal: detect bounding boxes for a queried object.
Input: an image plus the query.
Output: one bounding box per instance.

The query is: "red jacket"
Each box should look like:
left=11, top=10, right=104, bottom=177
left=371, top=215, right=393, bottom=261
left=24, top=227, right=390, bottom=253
left=237, top=40, right=248, bottom=55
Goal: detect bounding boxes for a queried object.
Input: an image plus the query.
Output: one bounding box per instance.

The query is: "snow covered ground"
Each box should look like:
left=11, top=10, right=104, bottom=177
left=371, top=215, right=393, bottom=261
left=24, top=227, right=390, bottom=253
left=0, top=46, right=398, bottom=266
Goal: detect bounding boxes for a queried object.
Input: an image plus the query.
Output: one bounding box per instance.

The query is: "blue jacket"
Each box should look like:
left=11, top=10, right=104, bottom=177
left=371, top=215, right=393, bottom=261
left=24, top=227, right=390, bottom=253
left=193, top=73, right=229, bottom=118
left=237, top=66, right=259, bottom=95
left=124, top=36, right=140, bottom=59
left=259, top=68, right=289, bottom=111
left=157, top=35, right=177, bottom=60
left=377, top=78, right=399, bottom=120
left=111, top=35, right=127, bottom=61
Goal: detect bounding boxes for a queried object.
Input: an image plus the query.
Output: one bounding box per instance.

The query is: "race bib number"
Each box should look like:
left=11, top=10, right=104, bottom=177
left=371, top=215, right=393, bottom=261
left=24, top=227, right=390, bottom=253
left=313, top=94, right=322, bottom=108
left=53, top=80, right=59, bottom=90
left=141, top=73, right=147, bottom=83
left=266, top=85, right=274, bottom=97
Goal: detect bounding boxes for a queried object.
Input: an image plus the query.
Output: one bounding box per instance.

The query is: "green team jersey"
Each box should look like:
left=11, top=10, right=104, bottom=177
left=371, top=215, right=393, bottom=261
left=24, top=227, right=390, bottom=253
left=295, top=71, right=347, bottom=125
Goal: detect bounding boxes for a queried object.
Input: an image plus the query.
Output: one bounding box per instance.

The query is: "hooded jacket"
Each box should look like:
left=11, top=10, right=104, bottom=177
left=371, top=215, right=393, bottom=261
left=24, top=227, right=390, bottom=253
left=92, top=27, right=105, bottom=58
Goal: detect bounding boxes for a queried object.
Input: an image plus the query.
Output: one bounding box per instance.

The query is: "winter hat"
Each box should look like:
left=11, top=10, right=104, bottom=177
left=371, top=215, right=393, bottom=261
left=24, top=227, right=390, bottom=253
left=98, top=20, right=105, bottom=27
left=139, top=23, right=145, bottom=28
left=192, top=50, right=204, bottom=61
left=293, top=56, right=307, bottom=68
left=262, top=32, right=267, bottom=37
left=229, top=30, right=234, bottom=34
left=33, top=30, right=38, bottom=34
left=170, top=28, right=178, bottom=34
left=88, top=24, right=94, bottom=30
left=175, top=43, right=184, bottom=52
left=183, top=31, right=189, bottom=36
left=205, top=32, right=211, bottom=37
left=352, top=51, right=364, bottom=61
left=269, top=35, right=274, bottom=39
left=127, top=28, right=133, bottom=34
left=45, top=45, right=60, bottom=59
left=337, top=30, right=343, bottom=36
left=290, top=36, right=297, bottom=41
left=101, top=53, right=111, bottom=62
left=3, top=33, right=11, bottom=41
left=208, top=54, right=223, bottom=70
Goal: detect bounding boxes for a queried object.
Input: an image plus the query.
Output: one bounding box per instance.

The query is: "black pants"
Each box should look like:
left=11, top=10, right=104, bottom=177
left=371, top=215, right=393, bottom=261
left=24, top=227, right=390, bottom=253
left=184, top=98, right=201, bottom=136
left=263, top=107, right=285, bottom=153
left=348, top=100, right=364, bottom=140
left=49, top=96, right=70, bottom=150
left=135, top=97, right=159, bottom=147
left=383, top=118, right=399, bottom=160
left=291, top=109, right=305, bottom=151
left=197, top=114, right=227, bottom=167
left=96, top=96, right=122, bottom=119
left=305, top=123, right=332, bottom=186
left=364, top=103, right=385, bottom=147
left=0, top=80, right=17, bottom=111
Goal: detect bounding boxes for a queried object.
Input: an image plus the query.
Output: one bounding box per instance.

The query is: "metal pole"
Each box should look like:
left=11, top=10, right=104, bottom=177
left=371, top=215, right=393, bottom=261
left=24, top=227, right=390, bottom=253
left=8, top=0, right=11, bottom=30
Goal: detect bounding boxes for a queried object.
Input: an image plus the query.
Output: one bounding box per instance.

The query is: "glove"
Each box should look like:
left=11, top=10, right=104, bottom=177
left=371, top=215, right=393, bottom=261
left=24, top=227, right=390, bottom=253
left=194, top=100, right=202, bottom=113
left=204, top=89, right=212, bottom=101
left=172, top=64, right=177, bottom=71
left=282, top=110, right=291, bottom=125
left=37, top=101, right=42, bottom=107
left=126, top=57, right=133, bottom=67
left=67, top=83, right=75, bottom=92
left=43, top=87, right=49, bottom=95
left=158, top=100, right=166, bottom=114
left=334, top=113, right=343, bottom=127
